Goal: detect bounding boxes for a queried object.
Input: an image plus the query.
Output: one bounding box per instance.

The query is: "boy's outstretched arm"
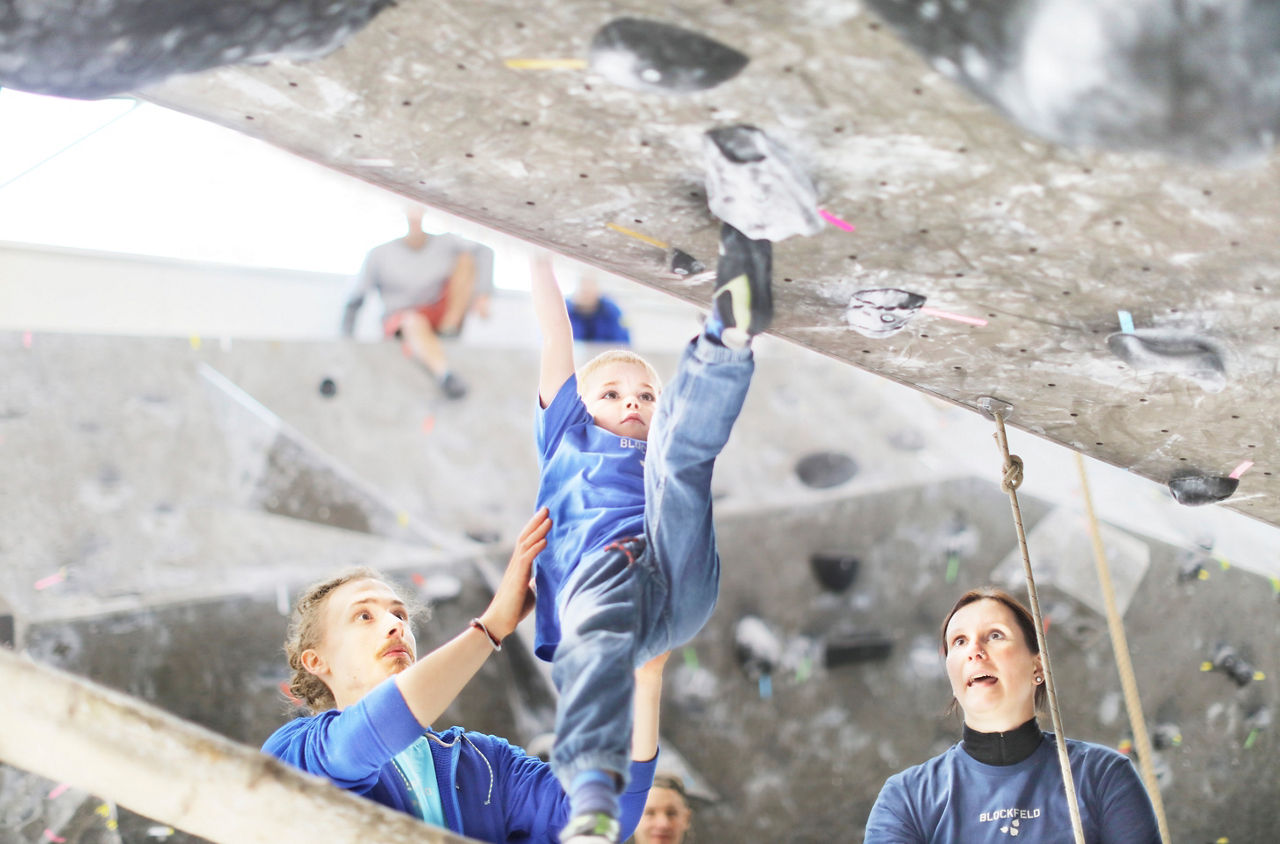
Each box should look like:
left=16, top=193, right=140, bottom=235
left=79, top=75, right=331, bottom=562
left=530, top=253, right=577, bottom=407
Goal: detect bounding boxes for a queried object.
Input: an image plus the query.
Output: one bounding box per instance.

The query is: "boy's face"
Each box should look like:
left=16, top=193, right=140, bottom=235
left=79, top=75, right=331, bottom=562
left=581, top=360, right=659, bottom=440
left=305, top=578, right=417, bottom=709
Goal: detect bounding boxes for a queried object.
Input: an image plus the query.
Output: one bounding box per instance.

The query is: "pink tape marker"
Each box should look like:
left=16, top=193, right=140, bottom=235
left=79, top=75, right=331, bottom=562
left=43, top=830, right=66, bottom=843
left=34, top=570, right=66, bottom=591
left=818, top=208, right=856, bottom=232
left=47, top=784, right=70, bottom=800
left=22, top=332, right=33, bottom=349
left=920, top=307, right=989, bottom=327
left=1229, top=460, right=1254, bottom=480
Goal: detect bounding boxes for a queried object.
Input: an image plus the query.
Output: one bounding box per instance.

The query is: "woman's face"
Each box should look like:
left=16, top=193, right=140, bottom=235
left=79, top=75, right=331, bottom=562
left=634, top=786, right=691, bottom=844
left=944, top=599, right=1042, bottom=732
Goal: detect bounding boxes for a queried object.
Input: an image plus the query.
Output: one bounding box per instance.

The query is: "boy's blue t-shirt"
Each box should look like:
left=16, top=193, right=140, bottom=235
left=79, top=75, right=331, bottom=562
left=865, top=735, right=1160, bottom=843
left=533, top=374, right=646, bottom=661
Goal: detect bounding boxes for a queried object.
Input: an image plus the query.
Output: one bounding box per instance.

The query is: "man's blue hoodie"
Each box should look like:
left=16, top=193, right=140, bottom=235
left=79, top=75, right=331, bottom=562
left=263, top=677, right=656, bottom=843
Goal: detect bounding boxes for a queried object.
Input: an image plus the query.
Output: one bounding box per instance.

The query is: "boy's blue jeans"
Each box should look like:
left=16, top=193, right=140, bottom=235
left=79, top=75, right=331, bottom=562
left=551, top=333, right=754, bottom=791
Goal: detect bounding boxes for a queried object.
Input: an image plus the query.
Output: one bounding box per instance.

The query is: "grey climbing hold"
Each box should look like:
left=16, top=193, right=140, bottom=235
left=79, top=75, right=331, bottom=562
left=734, top=615, right=782, bottom=678
left=862, top=0, right=1280, bottom=164
left=589, top=18, right=748, bottom=94
left=845, top=288, right=927, bottom=338
left=0, top=0, right=393, bottom=99
left=668, top=248, right=705, bottom=277
left=796, top=451, right=858, bottom=489
left=1168, top=473, right=1238, bottom=506
left=1107, top=330, right=1226, bottom=392
left=319, top=377, right=337, bottom=398
left=809, top=552, right=860, bottom=593
left=703, top=125, right=822, bottom=242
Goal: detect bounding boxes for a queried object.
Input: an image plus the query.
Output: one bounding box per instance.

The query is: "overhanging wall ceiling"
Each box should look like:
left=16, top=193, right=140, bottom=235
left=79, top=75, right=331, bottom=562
left=127, top=0, right=1280, bottom=528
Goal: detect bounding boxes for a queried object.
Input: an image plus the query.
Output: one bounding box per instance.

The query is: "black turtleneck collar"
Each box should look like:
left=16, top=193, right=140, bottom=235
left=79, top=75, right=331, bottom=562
left=961, top=717, right=1043, bottom=766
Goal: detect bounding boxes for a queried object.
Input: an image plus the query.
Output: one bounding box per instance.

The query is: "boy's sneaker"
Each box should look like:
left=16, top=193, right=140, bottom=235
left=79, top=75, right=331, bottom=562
left=709, top=222, right=773, bottom=349
left=559, top=812, right=620, bottom=844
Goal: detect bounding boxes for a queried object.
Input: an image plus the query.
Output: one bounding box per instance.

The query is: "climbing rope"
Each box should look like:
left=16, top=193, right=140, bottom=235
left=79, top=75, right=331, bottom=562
left=988, top=407, right=1086, bottom=844
left=1074, top=453, right=1172, bottom=844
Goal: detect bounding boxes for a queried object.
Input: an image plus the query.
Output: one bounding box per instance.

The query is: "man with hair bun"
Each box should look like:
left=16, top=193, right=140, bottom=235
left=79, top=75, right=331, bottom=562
left=263, top=509, right=663, bottom=844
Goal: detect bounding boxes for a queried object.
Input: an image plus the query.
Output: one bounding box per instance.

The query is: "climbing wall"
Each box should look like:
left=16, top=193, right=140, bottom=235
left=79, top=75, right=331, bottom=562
left=1, top=331, right=1275, bottom=840
left=112, top=0, right=1280, bottom=531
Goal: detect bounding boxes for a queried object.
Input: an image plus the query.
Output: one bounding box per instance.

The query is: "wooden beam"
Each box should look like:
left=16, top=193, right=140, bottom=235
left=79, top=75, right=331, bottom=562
left=0, top=648, right=481, bottom=843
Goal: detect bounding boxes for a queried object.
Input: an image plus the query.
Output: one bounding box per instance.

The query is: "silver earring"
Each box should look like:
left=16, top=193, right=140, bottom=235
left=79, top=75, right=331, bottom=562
left=1034, top=676, right=1043, bottom=684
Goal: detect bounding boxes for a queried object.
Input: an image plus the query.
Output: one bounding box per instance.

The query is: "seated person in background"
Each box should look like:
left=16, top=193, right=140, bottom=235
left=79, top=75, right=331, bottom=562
left=342, top=204, right=494, bottom=399
left=864, top=586, right=1160, bottom=843
left=566, top=275, right=631, bottom=345
left=262, top=509, right=664, bottom=844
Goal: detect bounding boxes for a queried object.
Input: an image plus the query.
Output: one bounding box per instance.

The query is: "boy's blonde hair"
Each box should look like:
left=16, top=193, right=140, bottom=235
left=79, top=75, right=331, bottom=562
left=577, top=349, right=662, bottom=393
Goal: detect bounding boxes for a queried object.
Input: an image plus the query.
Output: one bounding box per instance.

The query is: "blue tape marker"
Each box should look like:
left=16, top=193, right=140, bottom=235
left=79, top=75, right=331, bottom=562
left=1117, top=310, right=1135, bottom=334
left=758, top=674, right=773, bottom=699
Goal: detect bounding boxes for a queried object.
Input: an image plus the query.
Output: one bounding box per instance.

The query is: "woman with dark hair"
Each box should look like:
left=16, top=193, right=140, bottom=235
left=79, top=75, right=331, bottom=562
left=865, top=587, right=1160, bottom=843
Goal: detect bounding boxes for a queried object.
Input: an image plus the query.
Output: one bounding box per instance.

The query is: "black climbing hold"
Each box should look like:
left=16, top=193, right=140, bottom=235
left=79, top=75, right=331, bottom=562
left=822, top=631, right=893, bottom=668
left=1107, top=330, right=1226, bottom=392
left=588, top=18, right=748, bottom=94
left=1210, top=644, right=1258, bottom=687
left=0, top=614, right=12, bottom=649
left=1168, top=473, right=1237, bottom=506
left=795, top=452, right=858, bottom=489
left=668, top=248, right=705, bottom=276
left=319, top=377, right=337, bottom=398
left=1151, top=723, right=1182, bottom=750
left=861, top=0, right=1280, bottom=164
left=734, top=615, right=782, bottom=678
left=0, top=0, right=393, bottom=99
left=466, top=528, right=502, bottom=544
left=809, top=552, right=860, bottom=593
left=1177, top=559, right=1208, bottom=583
left=703, top=125, right=821, bottom=241
left=846, top=288, right=927, bottom=338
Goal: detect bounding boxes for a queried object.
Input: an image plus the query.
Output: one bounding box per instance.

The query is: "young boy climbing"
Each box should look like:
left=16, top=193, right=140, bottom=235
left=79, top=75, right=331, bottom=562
left=529, top=223, right=773, bottom=844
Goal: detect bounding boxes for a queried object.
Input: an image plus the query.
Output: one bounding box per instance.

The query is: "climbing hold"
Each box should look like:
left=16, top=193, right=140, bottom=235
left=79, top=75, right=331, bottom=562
left=1177, top=559, right=1210, bottom=583
left=0, top=0, right=394, bottom=98
left=1151, top=723, right=1183, bottom=750
left=589, top=18, right=748, bottom=94
left=845, top=288, right=926, bottom=338
left=1208, top=644, right=1260, bottom=687
left=1168, top=473, right=1238, bottom=506
left=809, top=552, right=860, bottom=593
left=861, top=0, right=1280, bottom=164
left=466, top=528, right=502, bottom=544
left=318, top=377, right=337, bottom=398
left=734, top=615, right=782, bottom=678
left=822, top=631, right=893, bottom=668
left=703, top=125, right=822, bottom=241
left=668, top=248, right=705, bottom=276
left=795, top=451, right=858, bottom=489
left=1106, top=330, right=1226, bottom=392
